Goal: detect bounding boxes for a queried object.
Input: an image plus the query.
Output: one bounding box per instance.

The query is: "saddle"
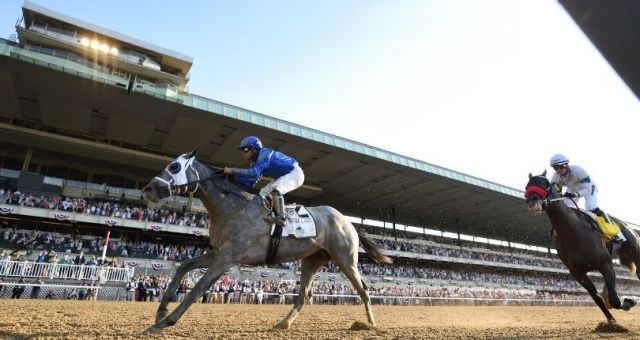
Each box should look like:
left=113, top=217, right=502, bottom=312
left=262, top=197, right=317, bottom=265
left=572, top=208, right=621, bottom=243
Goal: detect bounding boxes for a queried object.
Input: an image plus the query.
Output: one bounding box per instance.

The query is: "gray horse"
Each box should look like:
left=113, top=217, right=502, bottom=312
left=142, top=151, right=392, bottom=333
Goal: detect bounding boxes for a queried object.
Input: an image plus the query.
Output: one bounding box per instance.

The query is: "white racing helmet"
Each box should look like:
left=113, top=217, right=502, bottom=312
left=550, top=154, right=569, bottom=167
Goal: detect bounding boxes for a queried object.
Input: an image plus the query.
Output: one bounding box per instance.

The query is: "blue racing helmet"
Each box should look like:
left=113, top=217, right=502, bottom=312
left=238, top=136, right=262, bottom=150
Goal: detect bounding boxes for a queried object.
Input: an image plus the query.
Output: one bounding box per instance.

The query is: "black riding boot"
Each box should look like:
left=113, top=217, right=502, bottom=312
left=591, top=207, right=611, bottom=224
left=271, top=191, right=287, bottom=228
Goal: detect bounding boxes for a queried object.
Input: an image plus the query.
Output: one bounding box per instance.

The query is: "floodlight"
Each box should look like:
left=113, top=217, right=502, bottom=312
left=80, top=37, right=89, bottom=46
left=90, top=40, right=100, bottom=50
left=100, top=43, right=109, bottom=53
left=110, top=47, right=119, bottom=56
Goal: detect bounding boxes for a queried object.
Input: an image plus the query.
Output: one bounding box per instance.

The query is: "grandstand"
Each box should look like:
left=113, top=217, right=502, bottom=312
left=1, top=0, right=639, bottom=306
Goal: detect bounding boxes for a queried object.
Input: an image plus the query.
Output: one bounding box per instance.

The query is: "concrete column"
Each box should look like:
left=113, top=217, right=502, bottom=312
left=187, top=193, right=194, bottom=211
left=455, top=218, right=461, bottom=248
left=391, top=205, right=397, bottom=241
left=21, top=147, right=33, bottom=172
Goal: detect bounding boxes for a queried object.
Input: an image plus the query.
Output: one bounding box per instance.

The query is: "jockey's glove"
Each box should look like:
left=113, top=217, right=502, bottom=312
left=563, top=192, right=579, bottom=198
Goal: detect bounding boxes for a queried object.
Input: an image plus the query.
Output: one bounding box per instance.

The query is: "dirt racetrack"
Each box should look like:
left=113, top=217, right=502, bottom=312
left=1, top=300, right=640, bottom=339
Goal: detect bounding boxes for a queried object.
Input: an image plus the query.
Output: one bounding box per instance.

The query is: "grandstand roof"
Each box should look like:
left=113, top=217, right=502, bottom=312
left=0, top=41, right=555, bottom=248
left=560, top=0, right=640, bottom=100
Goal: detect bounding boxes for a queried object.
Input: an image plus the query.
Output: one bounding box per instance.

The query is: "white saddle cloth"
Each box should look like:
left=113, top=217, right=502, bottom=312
left=281, top=205, right=316, bottom=238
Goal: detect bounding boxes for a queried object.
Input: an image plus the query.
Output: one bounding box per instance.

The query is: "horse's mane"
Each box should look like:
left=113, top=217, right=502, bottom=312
left=200, top=162, right=258, bottom=200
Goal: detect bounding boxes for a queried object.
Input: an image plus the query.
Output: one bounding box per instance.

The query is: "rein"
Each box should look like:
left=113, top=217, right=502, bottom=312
left=170, top=164, right=249, bottom=199
left=544, top=197, right=579, bottom=210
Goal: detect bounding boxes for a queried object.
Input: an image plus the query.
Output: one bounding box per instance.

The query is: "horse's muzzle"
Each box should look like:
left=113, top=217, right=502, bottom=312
left=528, top=203, right=543, bottom=214
left=142, top=180, right=168, bottom=203
left=526, top=197, right=544, bottom=214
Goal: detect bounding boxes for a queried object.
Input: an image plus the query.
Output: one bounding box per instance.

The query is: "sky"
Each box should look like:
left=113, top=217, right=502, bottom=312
left=1, top=1, right=639, bottom=223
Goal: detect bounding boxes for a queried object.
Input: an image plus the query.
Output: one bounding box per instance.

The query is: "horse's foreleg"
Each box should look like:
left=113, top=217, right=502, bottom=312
left=155, top=252, right=215, bottom=323
left=145, top=256, right=230, bottom=334
left=274, top=251, right=328, bottom=330
left=573, top=272, right=616, bottom=322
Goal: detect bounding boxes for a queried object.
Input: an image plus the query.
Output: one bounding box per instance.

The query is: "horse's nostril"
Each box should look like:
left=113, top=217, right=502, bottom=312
left=143, top=186, right=152, bottom=193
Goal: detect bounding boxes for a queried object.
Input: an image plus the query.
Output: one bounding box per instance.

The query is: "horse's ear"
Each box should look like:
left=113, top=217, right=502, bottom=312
left=187, top=149, right=198, bottom=159
left=542, top=169, right=547, bottom=177
left=528, top=173, right=533, bottom=178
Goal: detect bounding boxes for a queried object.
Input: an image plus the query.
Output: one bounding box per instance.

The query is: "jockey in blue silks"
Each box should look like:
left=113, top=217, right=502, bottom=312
left=224, top=136, right=305, bottom=227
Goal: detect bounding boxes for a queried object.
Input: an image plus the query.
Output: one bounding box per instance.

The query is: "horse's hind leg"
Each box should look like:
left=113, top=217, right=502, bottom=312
left=155, top=252, right=215, bottom=323
left=331, top=249, right=376, bottom=326
left=274, top=251, right=329, bottom=330
left=572, top=272, right=616, bottom=323
left=600, top=263, right=635, bottom=311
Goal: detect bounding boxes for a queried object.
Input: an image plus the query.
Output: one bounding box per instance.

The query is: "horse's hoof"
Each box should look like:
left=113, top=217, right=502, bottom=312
left=272, top=322, right=290, bottom=330
left=143, top=325, right=161, bottom=335
left=622, top=298, right=636, bottom=311
left=156, top=312, right=168, bottom=323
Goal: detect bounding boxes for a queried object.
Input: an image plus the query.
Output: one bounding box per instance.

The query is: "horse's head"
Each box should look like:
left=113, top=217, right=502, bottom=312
left=142, top=150, right=200, bottom=203
left=524, top=170, right=553, bottom=214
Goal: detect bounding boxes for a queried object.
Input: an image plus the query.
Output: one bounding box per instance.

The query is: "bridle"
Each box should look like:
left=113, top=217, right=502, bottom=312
left=153, top=161, right=248, bottom=199
left=153, top=161, right=203, bottom=196
left=525, top=175, right=576, bottom=210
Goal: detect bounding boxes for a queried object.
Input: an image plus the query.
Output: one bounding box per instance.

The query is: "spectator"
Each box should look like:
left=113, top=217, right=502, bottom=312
left=67, top=289, right=78, bottom=300
left=176, top=279, right=188, bottom=303
left=30, top=277, right=43, bottom=299
left=78, top=282, right=87, bottom=300
left=126, top=278, right=136, bottom=301
left=256, top=286, right=264, bottom=305
left=74, top=251, right=85, bottom=265
left=11, top=277, right=26, bottom=299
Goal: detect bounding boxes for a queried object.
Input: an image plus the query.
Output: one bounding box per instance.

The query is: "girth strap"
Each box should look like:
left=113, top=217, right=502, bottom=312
left=265, top=224, right=283, bottom=265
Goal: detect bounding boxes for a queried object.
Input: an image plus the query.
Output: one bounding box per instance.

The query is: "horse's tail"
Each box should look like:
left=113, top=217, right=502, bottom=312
left=357, top=231, right=393, bottom=264
left=614, top=217, right=639, bottom=276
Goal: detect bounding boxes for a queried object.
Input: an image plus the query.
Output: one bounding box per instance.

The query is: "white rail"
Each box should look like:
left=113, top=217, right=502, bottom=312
left=0, top=261, right=133, bottom=282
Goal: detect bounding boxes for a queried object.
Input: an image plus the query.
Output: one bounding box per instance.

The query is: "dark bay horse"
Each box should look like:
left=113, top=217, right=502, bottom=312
left=525, top=171, right=638, bottom=323
left=141, top=151, right=392, bottom=333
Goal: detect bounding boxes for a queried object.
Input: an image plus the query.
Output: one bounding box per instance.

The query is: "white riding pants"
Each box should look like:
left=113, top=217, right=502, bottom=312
left=259, top=164, right=305, bottom=197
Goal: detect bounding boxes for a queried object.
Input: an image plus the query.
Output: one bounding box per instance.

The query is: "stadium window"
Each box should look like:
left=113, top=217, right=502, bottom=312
left=424, top=228, right=442, bottom=237
left=27, top=163, right=38, bottom=172
left=66, top=168, right=88, bottom=182
left=106, top=175, right=126, bottom=188
left=45, top=165, right=68, bottom=178
left=459, top=234, right=473, bottom=241
left=442, top=232, right=458, bottom=239
left=0, top=156, right=22, bottom=171
left=124, top=179, right=136, bottom=189
left=92, top=174, right=109, bottom=186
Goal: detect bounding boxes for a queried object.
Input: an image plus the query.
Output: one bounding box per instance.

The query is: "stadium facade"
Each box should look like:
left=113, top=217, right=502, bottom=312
left=1, top=1, right=564, bottom=247
left=1, top=1, right=639, bottom=296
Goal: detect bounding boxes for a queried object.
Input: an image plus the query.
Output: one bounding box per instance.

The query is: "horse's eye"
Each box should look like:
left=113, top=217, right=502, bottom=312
left=168, top=162, right=181, bottom=174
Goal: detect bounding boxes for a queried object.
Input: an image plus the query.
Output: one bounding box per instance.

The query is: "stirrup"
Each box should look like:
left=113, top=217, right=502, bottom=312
left=260, top=196, right=272, bottom=211
left=264, top=212, right=286, bottom=227
left=264, top=211, right=276, bottom=223
left=608, top=242, right=622, bottom=258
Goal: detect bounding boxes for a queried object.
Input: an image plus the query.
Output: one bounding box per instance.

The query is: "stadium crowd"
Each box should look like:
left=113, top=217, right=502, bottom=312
left=3, top=188, right=640, bottom=305
left=1, top=228, right=210, bottom=262
left=0, top=189, right=209, bottom=228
